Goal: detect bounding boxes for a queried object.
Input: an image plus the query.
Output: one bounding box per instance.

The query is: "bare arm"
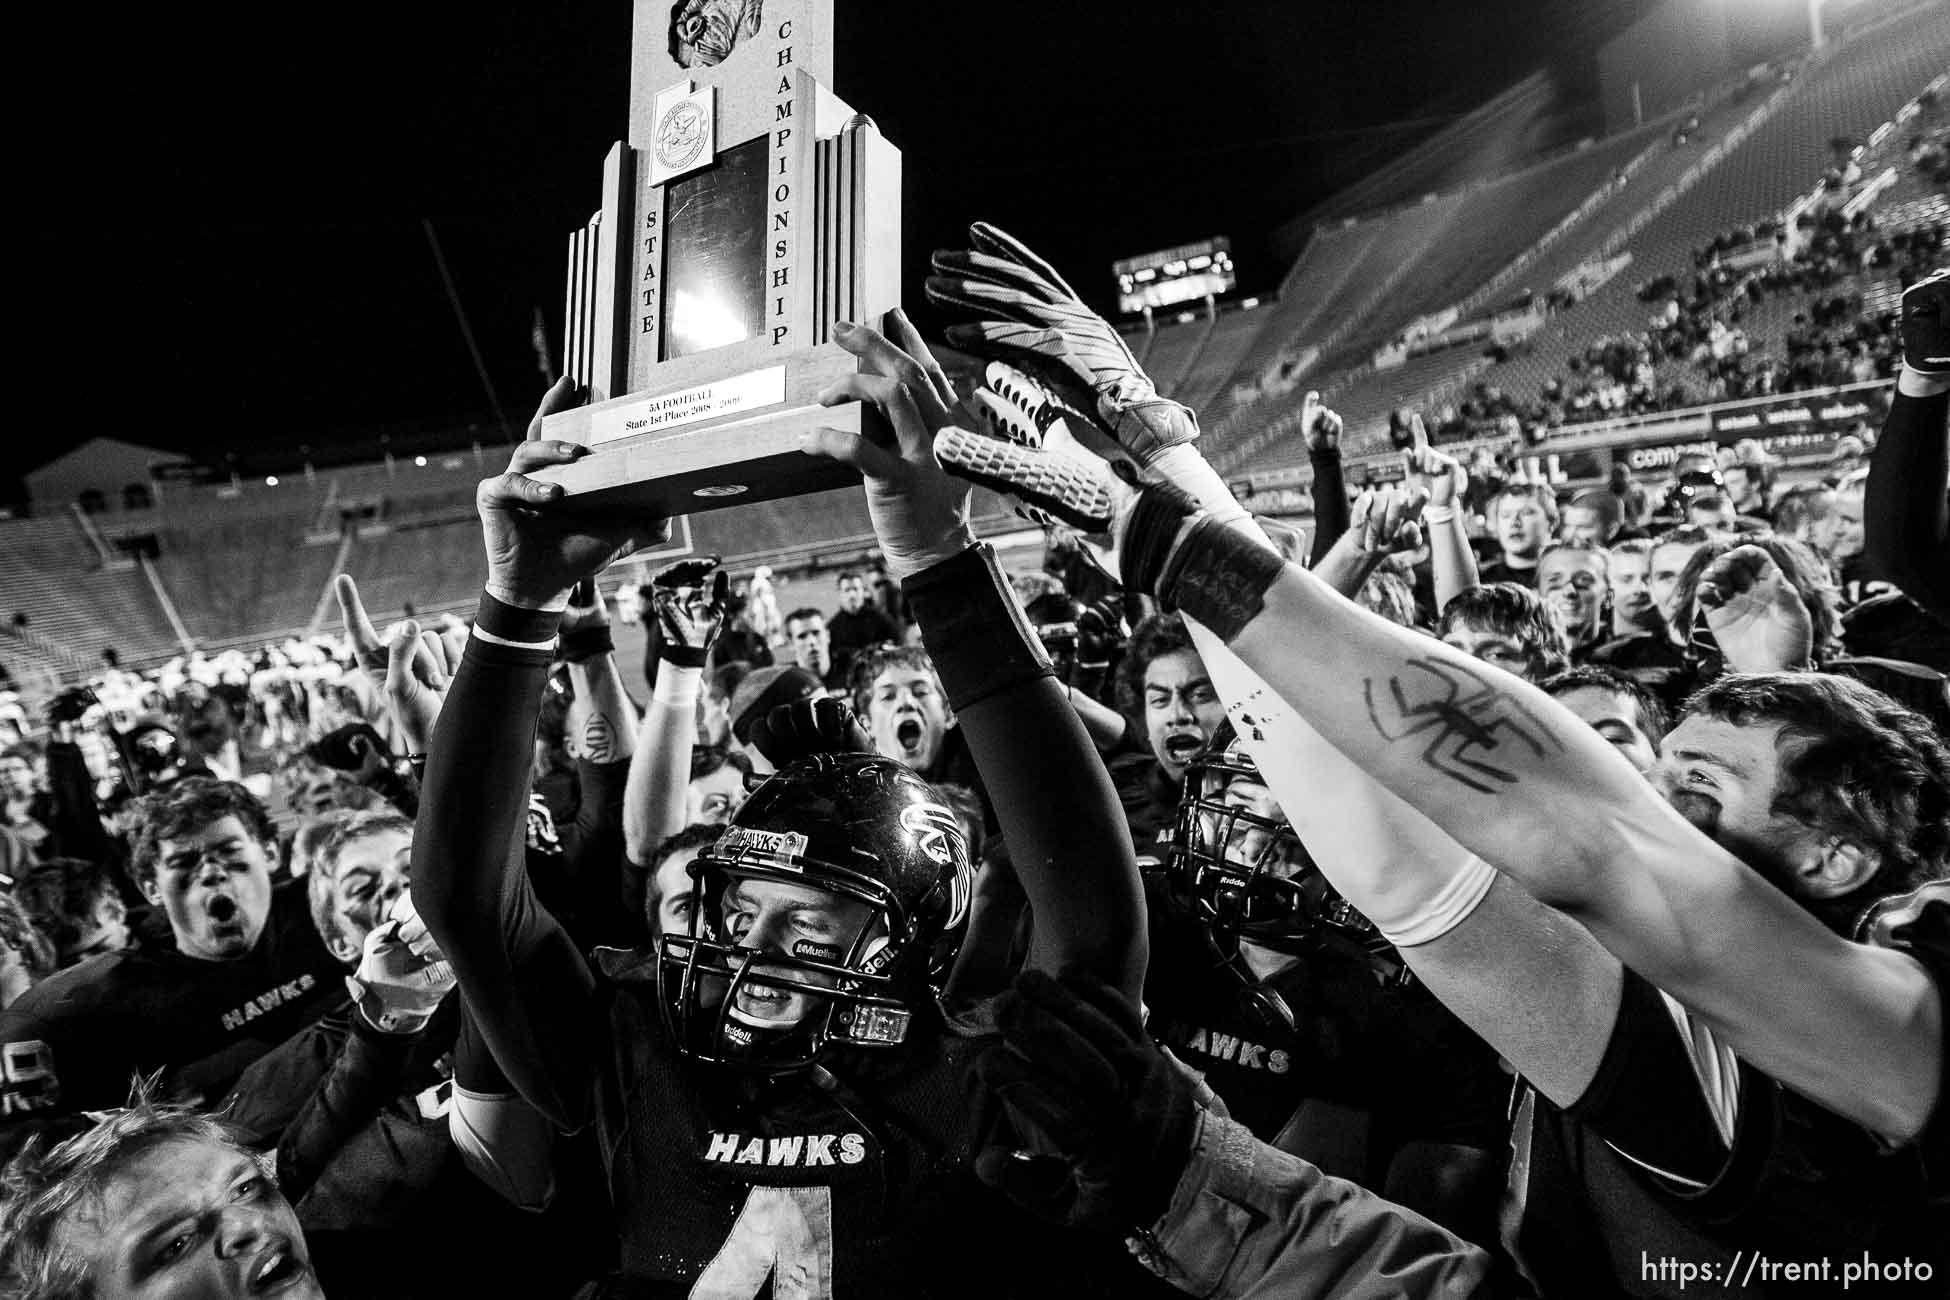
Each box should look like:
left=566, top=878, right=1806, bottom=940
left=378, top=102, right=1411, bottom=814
left=1183, top=616, right=1624, bottom=1107
left=1403, top=417, right=1477, bottom=613
left=1181, top=532, right=1938, bottom=1138
left=621, top=560, right=725, bottom=867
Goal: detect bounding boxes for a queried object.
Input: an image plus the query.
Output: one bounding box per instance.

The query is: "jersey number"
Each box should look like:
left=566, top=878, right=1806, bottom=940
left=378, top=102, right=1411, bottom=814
left=691, top=1185, right=835, bottom=1300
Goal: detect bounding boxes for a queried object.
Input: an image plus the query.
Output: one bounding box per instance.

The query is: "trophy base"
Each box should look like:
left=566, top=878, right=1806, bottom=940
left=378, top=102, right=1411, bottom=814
left=530, top=344, right=876, bottom=516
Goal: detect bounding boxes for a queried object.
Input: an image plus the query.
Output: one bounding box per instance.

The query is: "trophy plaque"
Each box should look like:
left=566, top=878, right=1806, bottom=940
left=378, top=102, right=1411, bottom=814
left=533, top=0, right=899, bottom=514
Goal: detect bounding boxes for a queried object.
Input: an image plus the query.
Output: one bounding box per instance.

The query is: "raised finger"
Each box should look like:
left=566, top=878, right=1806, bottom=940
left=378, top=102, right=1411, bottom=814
left=1409, top=413, right=1429, bottom=456
left=333, top=575, right=383, bottom=658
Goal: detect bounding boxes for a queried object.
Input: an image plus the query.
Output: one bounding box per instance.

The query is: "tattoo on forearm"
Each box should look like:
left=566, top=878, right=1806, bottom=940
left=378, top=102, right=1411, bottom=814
left=1362, top=657, right=1560, bottom=794
left=582, top=713, right=617, bottom=763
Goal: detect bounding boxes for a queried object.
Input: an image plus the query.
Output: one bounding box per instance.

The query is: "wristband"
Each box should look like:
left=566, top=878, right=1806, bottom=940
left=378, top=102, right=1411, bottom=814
left=1421, top=504, right=1457, bottom=526
left=904, top=543, right=1053, bottom=711
left=559, top=624, right=615, bottom=664
left=658, top=641, right=710, bottom=669
left=473, top=592, right=563, bottom=647
left=653, top=664, right=703, bottom=709
left=1119, top=483, right=1202, bottom=598
left=1158, top=517, right=1285, bottom=642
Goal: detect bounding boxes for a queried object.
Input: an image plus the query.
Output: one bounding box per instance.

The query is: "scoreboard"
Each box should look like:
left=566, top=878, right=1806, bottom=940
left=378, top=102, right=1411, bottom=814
left=1113, top=238, right=1235, bottom=315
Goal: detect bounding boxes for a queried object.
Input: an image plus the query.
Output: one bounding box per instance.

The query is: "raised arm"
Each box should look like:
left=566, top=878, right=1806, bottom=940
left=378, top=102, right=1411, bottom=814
left=1864, top=272, right=1950, bottom=621
left=1139, top=491, right=1939, bottom=1140
left=621, top=559, right=727, bottom=870
left=804, top=311, right=1146, bottom=1002
left=1303, top=393, right=1349, bottom=567
left=411, top=383, right=669, bottom=1129
left=1402, top=417, right=1479, bottom=612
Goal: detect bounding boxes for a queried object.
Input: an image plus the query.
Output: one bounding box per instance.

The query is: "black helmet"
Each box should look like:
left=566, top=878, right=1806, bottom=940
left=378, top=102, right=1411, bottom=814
left=659, top=752, right=973, bottom=1072
left=1166, top=723, right=1391, bottom=961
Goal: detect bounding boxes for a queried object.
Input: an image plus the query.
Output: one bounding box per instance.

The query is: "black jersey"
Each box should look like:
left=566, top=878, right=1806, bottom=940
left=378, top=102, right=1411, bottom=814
left=0, top=881, right=344, bottom=1119
left=591, top=949, right=1175, bottom=1300
left=1142, top=882, right=1509, bottom=1244
left=1514, top=900, right=1950, bottom=1297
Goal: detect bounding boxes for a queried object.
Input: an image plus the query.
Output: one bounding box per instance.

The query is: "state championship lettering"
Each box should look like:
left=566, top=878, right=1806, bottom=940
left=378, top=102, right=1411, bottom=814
left=219, top=973, right=319, bottom=1032
left=703, top=1130, right=868, bottom=1168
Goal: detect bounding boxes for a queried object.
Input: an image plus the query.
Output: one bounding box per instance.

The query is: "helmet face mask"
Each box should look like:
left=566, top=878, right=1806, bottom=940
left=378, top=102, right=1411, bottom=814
left=657, top=754, right=972, bottom=1072
left=1168, top=743, right=1387, bottom=959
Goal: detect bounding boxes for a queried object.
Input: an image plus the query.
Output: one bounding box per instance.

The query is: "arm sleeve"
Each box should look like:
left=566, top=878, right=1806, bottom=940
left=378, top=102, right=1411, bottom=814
left=268, top=1016, right=417, bottom=1202
left=449, top=999, right=559, bottom=1211
left=905, top=545, right=1146, bottom=1003
left=1864, top=388, right=1950, bottom=622
left=553, top=755, right=633, bottom=949
left=1308, top=447, right=1349, bottom=568
left=1139, top=1109, right=1491, bottom=1299
left=411, top=604, right=600, bottom=1131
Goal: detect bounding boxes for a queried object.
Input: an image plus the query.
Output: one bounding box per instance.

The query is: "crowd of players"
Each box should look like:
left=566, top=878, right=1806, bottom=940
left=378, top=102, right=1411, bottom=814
left=0, top=229, right=1943, bottom=1297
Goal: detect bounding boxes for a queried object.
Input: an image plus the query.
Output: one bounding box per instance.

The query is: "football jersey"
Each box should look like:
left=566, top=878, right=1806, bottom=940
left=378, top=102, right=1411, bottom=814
left=1513, top=898, right=1950, bottom=1297
left=0, top=881, right=344, bottom=1119
left=1142, top=882, right=1509, bottom=1244
left=590, top=949, right=1179, bottom=1300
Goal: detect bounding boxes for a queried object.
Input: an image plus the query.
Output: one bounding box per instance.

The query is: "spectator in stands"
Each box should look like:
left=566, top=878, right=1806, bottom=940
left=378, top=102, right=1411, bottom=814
left=1540, top=665, right=1668, bottom=775
left=1721, top=440, right=1776, bottom=522
left=698, top=660, right=750, bottom=751
left=1607, top=463, right=1652, bottom=531
left=0, top=743, right=52, bottom=859
left=0, top=778, right=345, bottom=1122
left=1830, top=468, right=1884, bottom=603
left=1686, top=492, right=1741, bottom=534
left=0, top=892, right=56, bottom=1010
left=1775, top=482, right=1842, bottom=558
left=1605, top=538, right=1662, bottom=638
left=825, top=568, right=900, bottom=686
left=1478, top=483, right=1552, bottom=587
left=1646, top=524, right=1714, bottom=635
left=1536, top=539, right=1611, bottom=661
left=1561, top=488, right=1637, bottom=547
left=1437, top=583, right=1569, bottom=682
left=782, top=605, right=843, bottom=690
left=13, top=858, right=130, bottom=968
left=0, top=1093, right=328, bottom=1299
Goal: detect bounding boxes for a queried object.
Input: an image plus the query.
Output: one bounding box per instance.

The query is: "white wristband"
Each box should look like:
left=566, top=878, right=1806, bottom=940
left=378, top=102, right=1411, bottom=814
left=652, top=664, right=702, bottom=709
left=1422, top=504, right=1457, bottom=526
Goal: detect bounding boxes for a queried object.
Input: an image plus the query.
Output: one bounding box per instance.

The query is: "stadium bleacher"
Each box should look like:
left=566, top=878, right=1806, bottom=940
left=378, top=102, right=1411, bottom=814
left=4, top=2, right=1944, bottom=680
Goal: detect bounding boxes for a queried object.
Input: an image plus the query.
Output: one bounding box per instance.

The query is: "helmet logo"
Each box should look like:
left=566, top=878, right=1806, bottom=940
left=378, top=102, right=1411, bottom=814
left=899, top=801, right=964, bottom=868
left=718, top=826, right=810, bottom=862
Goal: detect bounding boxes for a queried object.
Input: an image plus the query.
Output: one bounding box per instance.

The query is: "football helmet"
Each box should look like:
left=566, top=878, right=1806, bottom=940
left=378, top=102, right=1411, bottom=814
left=659, top=752, right=973, bottom=1072
left=1166, top=722, right=1390, bottom=960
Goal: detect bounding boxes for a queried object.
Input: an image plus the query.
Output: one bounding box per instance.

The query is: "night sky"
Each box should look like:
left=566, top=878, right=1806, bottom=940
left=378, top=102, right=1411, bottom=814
left=23, top=0, right=1639, bottom=478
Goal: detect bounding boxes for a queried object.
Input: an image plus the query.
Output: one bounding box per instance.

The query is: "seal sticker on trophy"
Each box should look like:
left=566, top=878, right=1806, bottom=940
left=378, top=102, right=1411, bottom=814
left=535, top=0, right=900, bottom=514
